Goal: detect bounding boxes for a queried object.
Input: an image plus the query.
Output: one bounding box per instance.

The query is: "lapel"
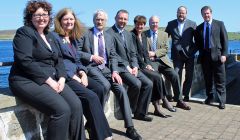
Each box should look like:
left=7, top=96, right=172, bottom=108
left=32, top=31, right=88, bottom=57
left=211, top=19, right=216, bottom=39
left=173, top=20, right=181, bottom=37
left=181, top=19, right=189, bottom=35
left=103, top=31, right=110, bottom=56
left=88, top=28, right=95, bottom=54
left=146, top=30, right=152, bottom=51
left=35, top=31, right=53, bottom=52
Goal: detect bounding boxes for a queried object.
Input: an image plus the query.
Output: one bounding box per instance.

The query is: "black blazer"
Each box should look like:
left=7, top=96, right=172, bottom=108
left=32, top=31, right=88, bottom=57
left=165, top=19, right=197, bottom=59
left=78, top=27, right=118, bottom=72
left=131, top=29, right=151, bottom=69
left=106, top=25, right=139, bottom=71
left=52, top=32, right=87, bottom=79
left=9, top=26, right=66, bottom=85
left=195, top=19, right=228, bottom=62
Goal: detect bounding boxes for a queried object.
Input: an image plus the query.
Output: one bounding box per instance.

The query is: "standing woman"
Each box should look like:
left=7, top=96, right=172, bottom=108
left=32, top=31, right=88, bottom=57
left=8, top=1, right=85, bottom=140
left=53, top=8, right=112, bottom=140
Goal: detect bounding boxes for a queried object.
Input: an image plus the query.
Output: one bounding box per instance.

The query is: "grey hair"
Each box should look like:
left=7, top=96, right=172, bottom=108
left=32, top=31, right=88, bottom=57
left=93, top=9, right=108, bottom=22
left=149, top=15, right=160, bottom=23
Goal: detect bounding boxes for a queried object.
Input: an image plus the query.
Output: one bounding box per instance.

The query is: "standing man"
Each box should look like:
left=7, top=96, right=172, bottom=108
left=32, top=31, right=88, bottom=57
left=79, top=10, right=143, bottom=140
left=143, top=15, right=191, bottom=110
left=195, top=6, right=228, bottom=109
left=165, top=6, right=197, bottom=101
left=107, top=9, right=153, bottom=121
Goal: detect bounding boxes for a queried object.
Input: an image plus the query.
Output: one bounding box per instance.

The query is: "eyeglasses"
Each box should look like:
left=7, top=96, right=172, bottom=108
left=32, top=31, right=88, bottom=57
left=33, top=13, right=49, bottom=19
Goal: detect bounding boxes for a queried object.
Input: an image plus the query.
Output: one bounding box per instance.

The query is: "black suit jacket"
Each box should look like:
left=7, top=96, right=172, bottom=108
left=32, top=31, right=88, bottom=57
left=52, top=32, right=87, bottom=79
left=9, top=26, right=66, bottom=85
left=78, top=27, right=118, bottom=72
left=106, top=25, right=139, bottom=72
left=165, top=19, right=197, bottom=59
left=131, top=29, right=151, bottom=69
left=195, top=19, right=228, bottom=62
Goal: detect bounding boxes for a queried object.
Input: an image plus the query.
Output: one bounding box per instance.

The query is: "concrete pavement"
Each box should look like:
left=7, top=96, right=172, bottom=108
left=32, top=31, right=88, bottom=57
left=106, top=102, right=240, bottom=140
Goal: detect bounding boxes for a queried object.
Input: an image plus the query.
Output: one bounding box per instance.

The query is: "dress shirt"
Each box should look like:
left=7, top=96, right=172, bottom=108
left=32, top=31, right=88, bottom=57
left=203, top=19, right=212, bottom=49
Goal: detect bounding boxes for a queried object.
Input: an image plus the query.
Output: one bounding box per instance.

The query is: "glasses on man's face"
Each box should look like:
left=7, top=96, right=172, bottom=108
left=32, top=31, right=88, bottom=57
left=33, top=13, right=49, bottom=19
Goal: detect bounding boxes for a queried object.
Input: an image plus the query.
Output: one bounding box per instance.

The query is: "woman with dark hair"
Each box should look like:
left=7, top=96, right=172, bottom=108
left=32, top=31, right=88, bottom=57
left=53, top=8, right=112, bottom=140
left=8, top=1, right=85, bottom=140
left=131, top=15, right=176, bottom=118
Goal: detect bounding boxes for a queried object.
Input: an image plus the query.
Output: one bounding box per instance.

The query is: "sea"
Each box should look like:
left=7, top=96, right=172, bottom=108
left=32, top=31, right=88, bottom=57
left=1, top=40, right=240, bottom=88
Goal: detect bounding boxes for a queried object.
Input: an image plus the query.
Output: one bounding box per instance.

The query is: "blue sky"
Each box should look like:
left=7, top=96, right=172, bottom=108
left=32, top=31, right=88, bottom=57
left=0, top=0, right=239, bottom=32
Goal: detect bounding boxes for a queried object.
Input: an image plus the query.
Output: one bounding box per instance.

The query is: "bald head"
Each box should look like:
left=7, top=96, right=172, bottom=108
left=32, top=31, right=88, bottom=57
left=149, top=16, right=159, bottom=32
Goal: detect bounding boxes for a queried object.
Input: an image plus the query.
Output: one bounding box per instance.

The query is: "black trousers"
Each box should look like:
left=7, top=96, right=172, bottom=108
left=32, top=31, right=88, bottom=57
left=67, top=78, right=112, bottom=140
left=120, top=70, right=153, bottom=116
left=173, top=57, right=194, bottom=97
left=10, top=80, right=85, bottom=140
left=201, top=52, right=226, bottom=104
left=151, top=61, right=183, bottom=101
left=141, top=68, right=167, bottom=102
left=88, top=67, right=134, bottom=128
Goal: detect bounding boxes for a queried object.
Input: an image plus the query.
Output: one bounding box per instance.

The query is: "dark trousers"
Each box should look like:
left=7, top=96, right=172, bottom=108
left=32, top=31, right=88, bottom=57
left=120, top=70, right=153, bottom=116
left=67, top=78, right=112, bottom=140
left=10, top=80, right=85, bottom=140
left=88, top=67, right=133, bottom=128
left=141, top=68, right=166, bottom=102
left=201, top=52, right=226, bottom=104
left=173, top=57, right=194, bottom=97
left=151, top=61, right=183, bottom=101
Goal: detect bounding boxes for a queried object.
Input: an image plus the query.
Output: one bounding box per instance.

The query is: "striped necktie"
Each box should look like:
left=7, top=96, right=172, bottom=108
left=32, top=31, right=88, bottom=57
left=152, top=32, right=157, bottom=51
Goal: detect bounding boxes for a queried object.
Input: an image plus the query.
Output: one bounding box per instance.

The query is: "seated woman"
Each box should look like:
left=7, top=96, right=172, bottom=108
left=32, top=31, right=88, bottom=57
left=131, top=15, right=176, bottom=118
left=8, top=1, right=85, bottom=140
left=53, top=8, right=112, bottom=140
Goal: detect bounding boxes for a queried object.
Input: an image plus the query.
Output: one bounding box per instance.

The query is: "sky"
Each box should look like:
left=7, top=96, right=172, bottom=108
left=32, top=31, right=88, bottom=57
left=0, top=0, right=239, bottom=32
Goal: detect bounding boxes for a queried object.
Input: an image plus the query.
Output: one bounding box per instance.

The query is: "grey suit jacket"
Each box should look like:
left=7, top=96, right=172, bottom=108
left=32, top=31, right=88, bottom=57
left=143, top=29, right=173, bottom=68
left=79, top=27, right=119, bottom=72
left=165, top=19, right=197, bottom=60
left=106, top=25, right=139, bottom=72
left=195, top=19, right=228, bottom=62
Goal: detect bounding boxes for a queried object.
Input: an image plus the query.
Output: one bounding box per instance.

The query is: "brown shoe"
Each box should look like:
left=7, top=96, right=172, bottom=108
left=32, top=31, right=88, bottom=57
left=176, top=100, right=191, bottom=110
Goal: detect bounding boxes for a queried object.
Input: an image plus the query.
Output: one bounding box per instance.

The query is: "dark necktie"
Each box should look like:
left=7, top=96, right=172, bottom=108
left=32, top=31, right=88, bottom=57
left=120, top=31, right=126, bottom=48
left=205, top=23, right=210, bottom=51
left=152, top=32, right=157, bottom=51
left=98, top=33, right=105, bottom=69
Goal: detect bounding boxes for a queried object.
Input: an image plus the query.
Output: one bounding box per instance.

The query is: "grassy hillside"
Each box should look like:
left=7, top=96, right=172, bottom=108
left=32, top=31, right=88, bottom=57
left=0, top=28, right=239, bottom=40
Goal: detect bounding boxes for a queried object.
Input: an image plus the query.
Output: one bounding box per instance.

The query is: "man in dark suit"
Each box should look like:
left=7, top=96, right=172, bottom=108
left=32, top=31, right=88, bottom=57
left=143, top=15, right=191, bottom=110
left=165, top=6, right=197, bottom=101
left=79, top=10, right=143, bottom=140
left=106, top=10, right=153, bottom=121
left=195, top=6, right=228, bottom=109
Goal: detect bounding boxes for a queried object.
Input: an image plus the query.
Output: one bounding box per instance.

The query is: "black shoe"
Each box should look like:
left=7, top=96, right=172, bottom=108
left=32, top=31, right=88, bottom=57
left=162, top=104, right=177, bottom=112
left=183, top=96, right=190, bottom=102
left=219, top=103, right=225, bottom=109
left=204, top=97, right=213, bottom=105
left=126, top=127, right=142, bottom=140
left=176, top=100, right=191, bottom=110
left=153, top=110, right=172, bottom=118
left=134, top=114, right=153, bottom=122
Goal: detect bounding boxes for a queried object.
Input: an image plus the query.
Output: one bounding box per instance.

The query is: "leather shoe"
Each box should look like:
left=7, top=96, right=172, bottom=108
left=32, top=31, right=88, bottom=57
left=176, top=100, right=191, bottom=110
left=126, top=127, right=142, bottom=140
left=219, top=103, right=225, bottom=109
left=204, top=97, right=213, bottom=105
left=183, top=96, right=190, bottom=102
left=134, top=114, right=153, bottom=122
left=162, top=103, right=177, bottom=112
left=153, top=110, right=172, bottom=118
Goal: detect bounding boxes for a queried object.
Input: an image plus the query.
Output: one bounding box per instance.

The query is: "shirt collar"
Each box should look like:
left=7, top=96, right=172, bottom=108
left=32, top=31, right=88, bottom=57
left=205, top=19, right=213, bottom=26
left=94, top=27, right=103, bottom=36
left=177, top=19, right=186, bottom=24
left=115, top=24, right=124, bottom=33
left=150, top=29, right=158, bottom=36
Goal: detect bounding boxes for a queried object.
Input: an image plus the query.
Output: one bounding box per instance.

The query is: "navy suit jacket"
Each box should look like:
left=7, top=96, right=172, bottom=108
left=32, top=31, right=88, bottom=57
left=195, top=19, right=228, bottom=62
left=165, top=19, right=197, bottom=59
left=106, top=25, right=139, bottom=72
left=79, top=27, right=119, bottom=72
left=52, top=32, right=87, bottom=79
left=9, top=26, right=66, bottom=85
